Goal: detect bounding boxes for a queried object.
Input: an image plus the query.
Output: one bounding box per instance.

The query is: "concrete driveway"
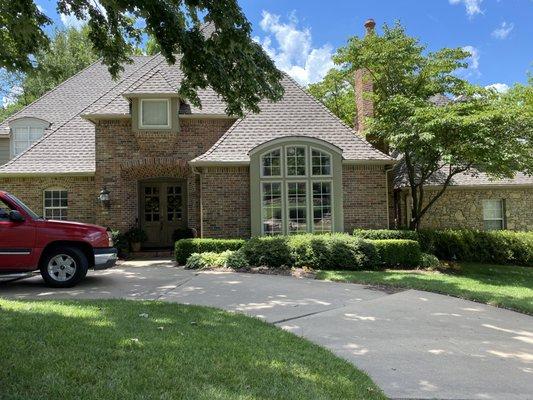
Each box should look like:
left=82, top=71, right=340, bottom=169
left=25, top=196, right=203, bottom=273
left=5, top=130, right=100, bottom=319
left=1, top=259, right=532, bottom=400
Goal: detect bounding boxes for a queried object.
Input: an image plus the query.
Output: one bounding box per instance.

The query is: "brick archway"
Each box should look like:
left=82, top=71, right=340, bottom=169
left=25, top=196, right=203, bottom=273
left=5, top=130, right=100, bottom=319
left=120, top=156, right=192, bottom=180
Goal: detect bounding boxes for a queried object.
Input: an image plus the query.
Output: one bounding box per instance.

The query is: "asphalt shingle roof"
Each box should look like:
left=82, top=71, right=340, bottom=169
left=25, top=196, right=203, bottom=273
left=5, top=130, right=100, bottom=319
left=191, top=74, right=392, bottom=164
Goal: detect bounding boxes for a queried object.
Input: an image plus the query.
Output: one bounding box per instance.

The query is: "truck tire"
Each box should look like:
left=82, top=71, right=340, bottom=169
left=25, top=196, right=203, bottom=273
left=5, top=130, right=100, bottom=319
left=40, top=246, right=89, bottom=288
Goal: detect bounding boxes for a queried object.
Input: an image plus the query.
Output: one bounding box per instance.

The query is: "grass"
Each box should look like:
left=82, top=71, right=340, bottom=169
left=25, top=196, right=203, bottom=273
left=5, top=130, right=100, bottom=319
left=317, top=263, right=533, bottom=315
left=0, top=299, right=385, bottom=400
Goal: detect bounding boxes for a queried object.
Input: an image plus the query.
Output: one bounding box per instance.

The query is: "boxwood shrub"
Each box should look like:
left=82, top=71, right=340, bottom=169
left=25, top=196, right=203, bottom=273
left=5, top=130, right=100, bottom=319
left=418, top=229, right=533, bottom=266
left=372, top=239, right=421, bottom=268
left=175, top=238, right=246, bottom=264
left=353, top=229, right=419, bottom=241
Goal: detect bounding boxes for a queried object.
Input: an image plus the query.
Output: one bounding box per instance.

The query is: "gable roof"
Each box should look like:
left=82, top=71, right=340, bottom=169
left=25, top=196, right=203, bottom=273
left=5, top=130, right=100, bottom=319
left=191, top=74, right=392, bottom=164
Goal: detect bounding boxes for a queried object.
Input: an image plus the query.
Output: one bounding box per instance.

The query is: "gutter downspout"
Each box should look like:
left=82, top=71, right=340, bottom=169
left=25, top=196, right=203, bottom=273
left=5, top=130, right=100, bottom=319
left=191, top=165, right=203, bottom=238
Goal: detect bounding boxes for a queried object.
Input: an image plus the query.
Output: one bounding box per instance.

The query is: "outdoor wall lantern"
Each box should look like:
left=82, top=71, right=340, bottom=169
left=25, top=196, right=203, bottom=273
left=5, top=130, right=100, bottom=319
left=98, top=186, right=111, bottom=207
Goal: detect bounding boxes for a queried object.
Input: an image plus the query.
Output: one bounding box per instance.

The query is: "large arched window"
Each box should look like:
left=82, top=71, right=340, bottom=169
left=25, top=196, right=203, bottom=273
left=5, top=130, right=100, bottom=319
left=250, top=139, right=344, bottom=236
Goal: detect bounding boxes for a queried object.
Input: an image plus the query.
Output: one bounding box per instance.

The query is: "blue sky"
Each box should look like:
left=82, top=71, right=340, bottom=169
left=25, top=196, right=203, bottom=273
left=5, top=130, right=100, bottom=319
left=32, top=0, right=533, bottom=90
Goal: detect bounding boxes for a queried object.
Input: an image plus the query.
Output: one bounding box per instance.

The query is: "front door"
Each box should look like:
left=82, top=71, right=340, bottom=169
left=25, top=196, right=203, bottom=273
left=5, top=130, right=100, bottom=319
left=139, top=179, right=187, bottom=248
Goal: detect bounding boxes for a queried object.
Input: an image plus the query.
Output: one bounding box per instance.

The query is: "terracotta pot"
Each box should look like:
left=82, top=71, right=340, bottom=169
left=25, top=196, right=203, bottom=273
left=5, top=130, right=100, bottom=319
left=131, top=242, right=141, bottom=252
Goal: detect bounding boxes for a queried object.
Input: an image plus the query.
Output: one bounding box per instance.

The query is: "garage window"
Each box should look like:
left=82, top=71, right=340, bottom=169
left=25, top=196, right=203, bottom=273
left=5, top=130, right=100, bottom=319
left=44, top=189, right=68, bottom=220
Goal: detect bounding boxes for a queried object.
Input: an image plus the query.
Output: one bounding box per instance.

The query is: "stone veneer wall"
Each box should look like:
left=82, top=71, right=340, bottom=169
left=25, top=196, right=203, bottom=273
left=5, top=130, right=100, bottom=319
left=200, top=166, right=250, bottom=238
left=400, top=187, right=533, bottom=231
left=342, top=164, right=390, bottom=232
left=94, top=118, right=235, bottom=232
left=0, top=176, right=96, bottom=223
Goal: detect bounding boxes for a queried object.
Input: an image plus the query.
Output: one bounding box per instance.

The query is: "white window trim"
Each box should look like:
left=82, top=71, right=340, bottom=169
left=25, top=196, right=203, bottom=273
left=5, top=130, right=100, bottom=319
left=285, top=180, right=309, bottom=234
left=260, top=181, right=284, bottom=236
left=285, top=145, right=308, bottom=178
left=311, top=180, right=334, bottom=233
left=43, top=188, right=68, bottom=220
left=482, top=199, right=505, bottom=230
left=310, top=146, right=333, bottom=178
left=139, top=98, right=171, bottom=129
left=260, top=147, right=283, bottom=179
left=10, top=126, right=45, bottom=158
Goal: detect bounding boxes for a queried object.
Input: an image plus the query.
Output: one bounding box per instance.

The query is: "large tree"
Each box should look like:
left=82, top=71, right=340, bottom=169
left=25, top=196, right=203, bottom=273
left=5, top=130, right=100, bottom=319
left=0, top=26, right=99, bottom=121
left=0, top=0, right=284, bottom=116
left=329, top=22, right=533, bottom=229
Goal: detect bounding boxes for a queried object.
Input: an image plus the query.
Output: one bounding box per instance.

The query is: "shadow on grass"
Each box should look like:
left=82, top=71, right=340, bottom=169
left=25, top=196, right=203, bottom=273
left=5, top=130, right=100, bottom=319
left=0, top=299, right=385, bottom=400
left=318, top=263, right=533, bottom=315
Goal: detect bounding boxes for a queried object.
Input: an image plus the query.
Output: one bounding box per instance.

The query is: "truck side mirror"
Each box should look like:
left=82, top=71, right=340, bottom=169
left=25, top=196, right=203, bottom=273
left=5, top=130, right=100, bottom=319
left=9, top=210, right=25, bottom=222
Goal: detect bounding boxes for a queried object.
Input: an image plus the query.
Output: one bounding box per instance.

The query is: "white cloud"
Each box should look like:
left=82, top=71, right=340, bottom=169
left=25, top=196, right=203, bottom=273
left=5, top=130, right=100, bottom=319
left=255, top=11, right=334, bottom=85
left=449, top=0, right=483, bottom=17
left=491, top=22, right=514, bottom=39
left=485, top=83, right=510, bottom=93
left=2, top=85, right=23, bottom=108
left=60, top=1, right=106, bottom=29
left=462, top=45, right=480, bottom=76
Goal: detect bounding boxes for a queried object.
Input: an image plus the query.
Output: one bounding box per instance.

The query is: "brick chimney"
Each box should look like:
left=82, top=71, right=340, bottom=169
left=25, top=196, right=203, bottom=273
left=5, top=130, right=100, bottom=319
left=354, top=19, right=375, bottom=134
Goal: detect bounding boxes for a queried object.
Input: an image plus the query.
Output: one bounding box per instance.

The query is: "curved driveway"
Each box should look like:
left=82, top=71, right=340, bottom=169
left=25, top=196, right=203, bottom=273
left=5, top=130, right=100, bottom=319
left=1, top=258, right=532, bottom=400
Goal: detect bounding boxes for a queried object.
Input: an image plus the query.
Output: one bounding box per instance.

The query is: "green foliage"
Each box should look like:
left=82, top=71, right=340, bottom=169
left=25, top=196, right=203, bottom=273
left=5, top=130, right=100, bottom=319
left=353, top=229, right=418, bottom=241
left=419, top=253, right=441, bottom=269
left=175, top=238, right=246, bottom=264
left=328, top=21, right=532, bottom=228
left=418, top=229, right=533, bottom=266
left=372, top=239, right=421, bottom=269
left=225, top=249, right=249, bottom=270
left=308, top=69, right=355, bottom=127
left=125, top=227, right=148, bottom=244
left=1, top=1, right=284, bottom=117
left=110, top=230, right=128, bottom=256
left=185, top=250, right=249, bottom=270
left=241, top=236, right=293, bottom=268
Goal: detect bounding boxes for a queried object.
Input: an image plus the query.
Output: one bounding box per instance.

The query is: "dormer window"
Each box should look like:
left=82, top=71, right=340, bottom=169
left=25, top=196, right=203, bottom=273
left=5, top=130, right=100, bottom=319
left=139, top=98, right=170, bottom=129
left=9, top=117, right=49, bottom=157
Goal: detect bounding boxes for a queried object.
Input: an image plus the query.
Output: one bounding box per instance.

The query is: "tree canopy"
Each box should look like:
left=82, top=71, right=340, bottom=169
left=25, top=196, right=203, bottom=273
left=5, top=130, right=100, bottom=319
left=317, top=22, right=533, bottom=229
left=0, top=0, right=284, bottom=116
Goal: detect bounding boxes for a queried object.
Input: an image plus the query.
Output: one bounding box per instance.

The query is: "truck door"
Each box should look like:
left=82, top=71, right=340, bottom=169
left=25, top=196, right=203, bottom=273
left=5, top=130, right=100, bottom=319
left=0, top=198, right=36, bottom=270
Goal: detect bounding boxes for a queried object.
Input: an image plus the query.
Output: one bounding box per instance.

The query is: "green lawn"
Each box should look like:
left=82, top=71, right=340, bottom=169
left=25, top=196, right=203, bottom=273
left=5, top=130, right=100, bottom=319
left=317, top=263, right=533, bottom=315
left=0, top=299, right=385, bottom=400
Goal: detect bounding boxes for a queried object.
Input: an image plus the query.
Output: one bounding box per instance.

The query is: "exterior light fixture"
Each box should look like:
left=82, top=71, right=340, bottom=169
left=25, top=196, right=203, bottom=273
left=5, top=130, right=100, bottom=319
left=99, top=186, right=111, bottom=207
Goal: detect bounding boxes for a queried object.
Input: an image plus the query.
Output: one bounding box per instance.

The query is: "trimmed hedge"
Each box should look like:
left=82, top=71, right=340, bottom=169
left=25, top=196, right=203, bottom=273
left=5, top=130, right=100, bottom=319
left=175, top=238, right=246, bottom=264
left=372, top=239, right=421, bottom=268
left=418, top=229, right=533, bottom=266
left=353, top=229, right=418, bottom=241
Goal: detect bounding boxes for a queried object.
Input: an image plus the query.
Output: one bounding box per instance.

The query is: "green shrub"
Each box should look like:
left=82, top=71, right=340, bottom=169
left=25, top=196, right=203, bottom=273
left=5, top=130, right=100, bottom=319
left=353, top=229, right=418, bottom=241
left=241, top=236, right=293, bottom=268
left=175, top=239, right=246, bottom=264
left=419, top=253, right=440, bottom=269
left=110, top=230, right=128, bottom=257
left=418, top=229, right=533, bottom=266
left=185, top=252, right=221, bottom=269
left=372, top=239, right=422, bottom=269
left=225, top=250, right=249, bottom=270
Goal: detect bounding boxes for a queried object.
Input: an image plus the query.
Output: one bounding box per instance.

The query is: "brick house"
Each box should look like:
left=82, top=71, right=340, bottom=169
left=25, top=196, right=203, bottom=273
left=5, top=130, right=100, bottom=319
left=0, top=24, right=530, bottom=246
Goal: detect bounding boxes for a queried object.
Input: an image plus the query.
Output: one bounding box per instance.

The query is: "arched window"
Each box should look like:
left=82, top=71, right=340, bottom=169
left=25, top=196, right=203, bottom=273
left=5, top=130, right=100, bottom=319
left=253, top=140, right=341, bottom=236
left=43, top=188, right=68, bottom=220
left=9, top=117, right=49, bottom=157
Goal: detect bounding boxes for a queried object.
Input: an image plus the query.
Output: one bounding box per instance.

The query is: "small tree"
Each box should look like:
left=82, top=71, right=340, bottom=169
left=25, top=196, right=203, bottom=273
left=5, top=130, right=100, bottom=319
left=0, top=0, right=284, bottom=116
left=333, top=22, right=533, bottom=229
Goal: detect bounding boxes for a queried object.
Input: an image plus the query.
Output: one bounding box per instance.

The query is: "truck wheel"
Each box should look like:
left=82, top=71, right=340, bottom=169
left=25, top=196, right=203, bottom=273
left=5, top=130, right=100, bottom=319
left=40, top=247, right=89, bottom=288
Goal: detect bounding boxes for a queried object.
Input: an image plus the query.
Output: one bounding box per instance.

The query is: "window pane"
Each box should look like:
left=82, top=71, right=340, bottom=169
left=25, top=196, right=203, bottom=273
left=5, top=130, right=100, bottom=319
left=287, top=182, right=307, bottom=234
left=286, top=146, right=306, bottom=176
left=141, top=100, right=169, bottom=126
left=312, top=182, right=333, bottom=233
left=262, top=182, right=283, bottom=235
left=43, top=189, right=68, bottom=220
left=483, top=200, right=503, bottom=220
left=311, top=149, right=331, bottom=176
left=261, top=149, right=281, bottom=177
left=484, top=220, right=503, bottom=231
left=12, top=126, right=43, bottom=156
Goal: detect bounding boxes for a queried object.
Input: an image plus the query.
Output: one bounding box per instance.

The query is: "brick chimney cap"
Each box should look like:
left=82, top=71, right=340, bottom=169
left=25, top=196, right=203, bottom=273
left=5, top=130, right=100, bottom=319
left=364, top=19, right=376, bottom=30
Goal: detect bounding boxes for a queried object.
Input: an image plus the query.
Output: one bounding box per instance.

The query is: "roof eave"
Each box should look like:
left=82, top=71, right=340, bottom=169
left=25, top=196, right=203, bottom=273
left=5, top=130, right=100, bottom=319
left=81, top=113, right=131, bottom=123
left=397, top=183, right=533, bottom=190
left=0, top=171, right=95, bottom=178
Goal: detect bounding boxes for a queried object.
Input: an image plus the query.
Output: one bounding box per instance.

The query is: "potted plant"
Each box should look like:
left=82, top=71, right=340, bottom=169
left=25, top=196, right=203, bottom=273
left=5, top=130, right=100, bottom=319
left=125, top=227, right=148, bottom=252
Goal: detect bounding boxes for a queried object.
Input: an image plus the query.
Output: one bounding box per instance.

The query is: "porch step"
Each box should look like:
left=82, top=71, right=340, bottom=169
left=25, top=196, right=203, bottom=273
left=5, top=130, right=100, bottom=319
left=131, top=250, right=174, bottom=258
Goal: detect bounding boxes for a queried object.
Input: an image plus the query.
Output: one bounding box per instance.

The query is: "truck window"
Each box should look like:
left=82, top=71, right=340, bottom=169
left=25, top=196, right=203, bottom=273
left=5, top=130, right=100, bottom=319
left=0, top=199, right=12, bottom=221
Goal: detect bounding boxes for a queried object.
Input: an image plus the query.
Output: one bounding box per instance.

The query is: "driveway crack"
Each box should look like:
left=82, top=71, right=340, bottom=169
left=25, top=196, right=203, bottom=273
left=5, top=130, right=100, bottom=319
left=272, top=304, right=347, bottom=325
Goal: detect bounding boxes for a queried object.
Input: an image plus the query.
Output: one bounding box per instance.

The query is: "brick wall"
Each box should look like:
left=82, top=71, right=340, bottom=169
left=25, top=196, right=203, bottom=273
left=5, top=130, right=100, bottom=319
left=410, top=187, right=533, bottom=231
left=201, top=166, right=250, bottom=238
left=342, top=164, right=389, bottom=231
left=0, top=176, right=96, bottom=223
left=94, top=118, right=235, bottom=232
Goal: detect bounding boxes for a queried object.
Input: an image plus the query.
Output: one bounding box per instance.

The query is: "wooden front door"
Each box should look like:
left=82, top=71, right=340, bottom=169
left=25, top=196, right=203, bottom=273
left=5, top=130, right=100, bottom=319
left=139, top=179, right=187, bottom=248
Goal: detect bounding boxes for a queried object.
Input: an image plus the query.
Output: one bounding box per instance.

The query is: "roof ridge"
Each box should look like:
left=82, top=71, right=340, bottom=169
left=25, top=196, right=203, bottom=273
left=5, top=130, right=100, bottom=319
left=0, top=58, right=104, bottom=128
left=281, top=72, right=392, bottom=160
left=0, top=55, right=160, bottom=171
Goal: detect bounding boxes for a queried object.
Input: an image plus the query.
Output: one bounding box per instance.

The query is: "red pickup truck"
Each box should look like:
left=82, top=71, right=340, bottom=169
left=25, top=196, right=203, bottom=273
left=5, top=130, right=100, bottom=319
left=0, top=191, right=117, bottom=287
